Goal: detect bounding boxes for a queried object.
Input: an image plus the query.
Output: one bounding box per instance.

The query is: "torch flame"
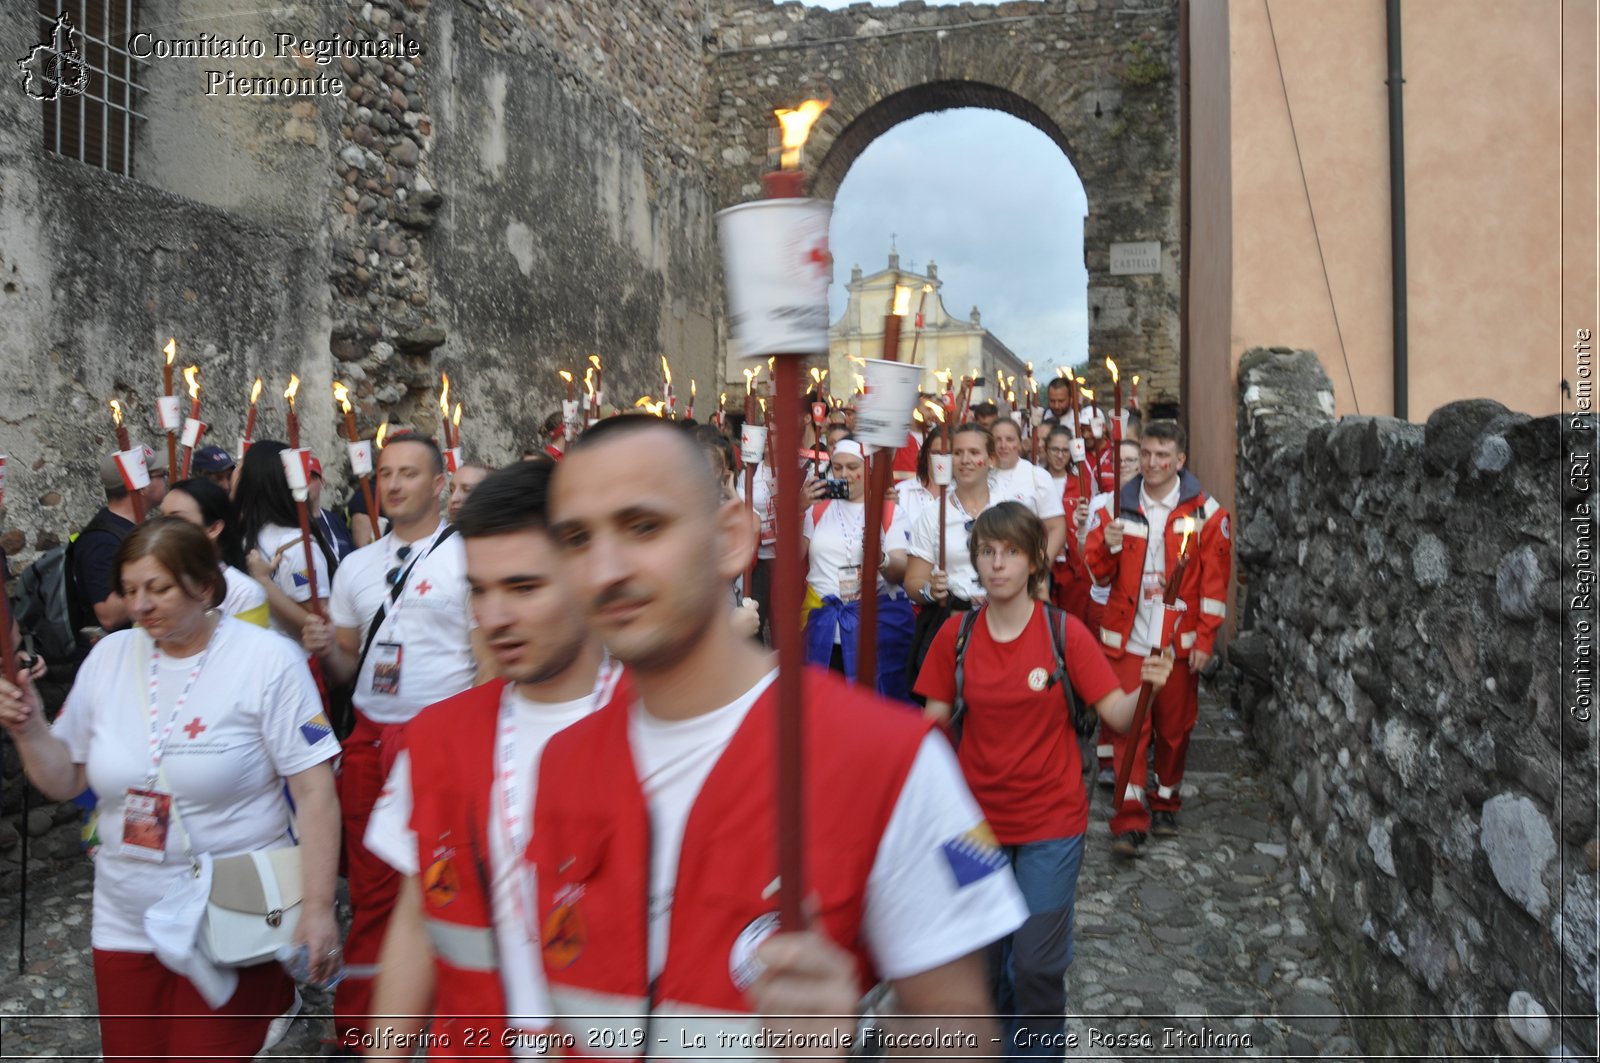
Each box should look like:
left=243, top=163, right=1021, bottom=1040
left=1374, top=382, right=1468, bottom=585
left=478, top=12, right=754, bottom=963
left=183, top=366, right=201, bottom=400
left=1133, top=374, right=1141, bottom=386
left=1056, top=365, right=1069, bottom=379
left=925, top=400, right=946, bottom=423
left=453, top=403, right=462, bottom=428
left=559, top=370, right=573, bottom=384
left=1007, top=390, right=1016, bottom=404
left=913, top=408, right=924, bottom=424
left=1178, top=518, right=1194, bottom=558
left=1026, top=361, right=1034, bottom=374
left=661, top=355, right=672, bottom=387
left=584, top=367, right=595, bottom=397
left=284, top=374, right=300, bottom=405
left=892, top=285, right=912, bottom=317
left=333, top=381, right=351, bottom=414
left=810, top=367, right=822, bottom=384
left=1080, top=387, right=1094, bottom=401
left=743, top=368, right=756, bottom=394
left=376, top=421, right=389, bottom=448
left=589, top=354, right=601, bottom=370
left=775, top=98, right=830, bottom=170
left=439, top=373, right=451, bottom=417
left=109, top=399, right=123, bottom=426
left=1106, top=357, right=1119, bottom=384
left=719, top=392, right=727, bottom=406
left=934, top=369, right=951, bottom=388
left=691, top=379, right=697, bottom=397
left=163, top=338, right=176, bottom=365
left=634, top=395, right=653, bottom=408
left=249, top=377, right=263, bottom=405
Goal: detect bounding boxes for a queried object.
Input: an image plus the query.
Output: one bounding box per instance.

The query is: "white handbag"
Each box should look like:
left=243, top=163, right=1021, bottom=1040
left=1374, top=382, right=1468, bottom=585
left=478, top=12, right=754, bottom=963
left=159, top=765, right=304, bottom=968
left=200, top=847, right=305, bottom=966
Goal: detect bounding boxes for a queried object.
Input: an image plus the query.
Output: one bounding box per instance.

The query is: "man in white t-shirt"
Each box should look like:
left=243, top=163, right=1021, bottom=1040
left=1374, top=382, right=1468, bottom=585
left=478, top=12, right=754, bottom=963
left=365, top=459, right=614, bottom=1057
left=988, top=418, right=1067, bottom=563
left=300, top=433, right=479, bottom=1046
left=536, top=417, right=1026, bottom=1054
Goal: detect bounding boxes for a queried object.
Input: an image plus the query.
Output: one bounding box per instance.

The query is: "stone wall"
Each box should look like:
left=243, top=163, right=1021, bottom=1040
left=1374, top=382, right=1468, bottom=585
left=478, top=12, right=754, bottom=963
left=324, top=0, right=722, bottom=456
left=1230, top=347, right=1596, bottom=1059
left=0, top=0, right=337, bottom=565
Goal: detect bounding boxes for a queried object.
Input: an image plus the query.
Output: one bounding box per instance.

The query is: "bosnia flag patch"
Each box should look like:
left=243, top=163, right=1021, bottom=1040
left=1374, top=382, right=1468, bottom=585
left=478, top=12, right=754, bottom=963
left=292, top=570, right=311, bottom=588
left=300, top=713, right=334, bottom=746
left=940, top=822, right=1007, bottom=888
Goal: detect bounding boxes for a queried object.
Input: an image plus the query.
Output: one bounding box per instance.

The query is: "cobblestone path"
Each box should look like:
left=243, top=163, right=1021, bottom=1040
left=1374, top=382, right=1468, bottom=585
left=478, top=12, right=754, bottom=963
left=2, top=680, right=1362, bottom=1060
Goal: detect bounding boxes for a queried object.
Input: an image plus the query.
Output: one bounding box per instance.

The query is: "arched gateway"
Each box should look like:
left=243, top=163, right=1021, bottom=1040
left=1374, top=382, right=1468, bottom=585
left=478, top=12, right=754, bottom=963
left=709, top=0, right=1182, bottom=406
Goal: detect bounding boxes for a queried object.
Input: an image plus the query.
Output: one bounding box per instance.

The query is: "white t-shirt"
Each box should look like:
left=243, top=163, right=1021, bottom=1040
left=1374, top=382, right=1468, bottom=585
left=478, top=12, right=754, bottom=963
left=1128, top=480, right=1181, bottom=654
left=990, top=458, right=1066, bottom=521
left=52, top=619, right=338, bottom=952
left=257, top=524, right=335, bottom=636
left=367, top=669, right=617, bottom=1042
left=740, top=464, right=777, bottom=561
left=629, top=670, right=1027, bottom=982
left=801, top=499, right=911, bottom=602
left=894, top=478, right=938, bottom=539
left=907, top=489, right=996, bottom=603
left=220, top=564, right=269, bottom=628
left=329, top=525, right=476, bottom=724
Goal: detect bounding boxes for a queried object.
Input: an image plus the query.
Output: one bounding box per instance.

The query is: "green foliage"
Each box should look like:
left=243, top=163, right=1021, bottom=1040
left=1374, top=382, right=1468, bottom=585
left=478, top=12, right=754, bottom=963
left=1121, top=39, right=1170, bottom=89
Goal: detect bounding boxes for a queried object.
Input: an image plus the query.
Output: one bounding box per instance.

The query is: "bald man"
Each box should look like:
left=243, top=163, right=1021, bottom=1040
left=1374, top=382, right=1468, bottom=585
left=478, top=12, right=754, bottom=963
left=530, top=417, right=1025, bottom=1056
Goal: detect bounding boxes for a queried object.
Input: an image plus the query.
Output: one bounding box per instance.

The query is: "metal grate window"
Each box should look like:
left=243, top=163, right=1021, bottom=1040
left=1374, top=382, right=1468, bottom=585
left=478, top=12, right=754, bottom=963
left=33, top=1, right=146, bottom=176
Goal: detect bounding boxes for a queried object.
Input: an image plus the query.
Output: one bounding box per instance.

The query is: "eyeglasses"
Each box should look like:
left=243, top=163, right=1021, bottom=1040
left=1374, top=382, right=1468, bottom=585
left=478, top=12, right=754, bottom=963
left=386, top=544, right=413, bottom=588
left=1046, top=447, right=1072, bottom=457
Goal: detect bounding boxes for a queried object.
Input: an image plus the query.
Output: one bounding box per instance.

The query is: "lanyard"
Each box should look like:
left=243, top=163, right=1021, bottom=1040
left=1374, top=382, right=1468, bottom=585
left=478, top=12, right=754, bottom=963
left=144, top=636, right=214, bottom=784
left=491, top=657, right=616, bottom=940
left=382, top=524, right=446, bottom=624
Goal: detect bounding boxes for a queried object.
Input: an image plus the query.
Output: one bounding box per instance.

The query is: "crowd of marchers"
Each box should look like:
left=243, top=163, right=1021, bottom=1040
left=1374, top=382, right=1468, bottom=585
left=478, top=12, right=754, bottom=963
left=0, top=383, right=1230, bottom=1062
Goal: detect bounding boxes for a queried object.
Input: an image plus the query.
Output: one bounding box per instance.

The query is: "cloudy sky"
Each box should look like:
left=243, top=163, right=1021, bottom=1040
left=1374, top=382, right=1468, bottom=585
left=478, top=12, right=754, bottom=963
left=808, top=4, right=1091, bottom=369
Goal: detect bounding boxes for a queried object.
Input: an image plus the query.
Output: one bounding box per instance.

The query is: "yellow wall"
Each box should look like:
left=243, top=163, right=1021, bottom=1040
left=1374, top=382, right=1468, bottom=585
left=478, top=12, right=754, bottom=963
left=1187, top=0, right=1586, bottom=514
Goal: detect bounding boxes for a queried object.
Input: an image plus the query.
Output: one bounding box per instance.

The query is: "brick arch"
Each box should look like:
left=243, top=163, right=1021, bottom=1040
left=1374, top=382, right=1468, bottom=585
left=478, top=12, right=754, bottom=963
left=709, top=0, right=1183, bottom=405
left=809, top=81, right=1080, bottom=205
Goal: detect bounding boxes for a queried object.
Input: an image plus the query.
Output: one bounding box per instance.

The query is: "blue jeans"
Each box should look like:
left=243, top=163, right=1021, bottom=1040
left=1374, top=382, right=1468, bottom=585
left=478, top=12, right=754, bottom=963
left=992, top=834, right=1085, bottom=1061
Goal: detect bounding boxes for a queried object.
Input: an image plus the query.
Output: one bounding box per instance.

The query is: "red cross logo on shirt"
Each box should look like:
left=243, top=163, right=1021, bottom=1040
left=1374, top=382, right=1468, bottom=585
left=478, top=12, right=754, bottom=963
left=414, top=580, right=432, bottom=597
left=183, top=717, right=206, bottom=739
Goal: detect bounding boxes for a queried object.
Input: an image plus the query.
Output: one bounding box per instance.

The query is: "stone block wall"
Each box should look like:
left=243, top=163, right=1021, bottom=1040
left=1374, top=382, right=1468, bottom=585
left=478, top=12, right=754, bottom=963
left=1231, top=347, right=1596, bottom=1059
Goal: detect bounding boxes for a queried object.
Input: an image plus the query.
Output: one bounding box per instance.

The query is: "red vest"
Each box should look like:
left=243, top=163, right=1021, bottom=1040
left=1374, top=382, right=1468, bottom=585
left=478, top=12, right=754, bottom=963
left=403, top=680, right=511, bottom=1056
left=531, top=667, right=930, bottom=1054
left=1083, top=471, right=1232, bottom=659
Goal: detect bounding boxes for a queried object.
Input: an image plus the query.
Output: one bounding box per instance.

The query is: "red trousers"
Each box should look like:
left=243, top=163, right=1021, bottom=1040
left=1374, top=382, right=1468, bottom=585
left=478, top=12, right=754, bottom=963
left=1105, top=651, right=1196, bottom=834
left=334, top=710, right=404, bottom=1049
left=92, top=948, right=292, bottom=1062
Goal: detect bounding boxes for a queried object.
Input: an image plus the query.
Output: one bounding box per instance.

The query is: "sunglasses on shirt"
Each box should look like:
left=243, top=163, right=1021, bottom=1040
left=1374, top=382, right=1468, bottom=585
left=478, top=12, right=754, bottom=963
left=386, top=544, right=413, bottom=589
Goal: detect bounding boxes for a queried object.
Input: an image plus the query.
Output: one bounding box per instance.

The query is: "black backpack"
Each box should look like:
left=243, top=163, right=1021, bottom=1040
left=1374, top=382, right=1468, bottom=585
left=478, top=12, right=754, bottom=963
left=15, top=512, right=129, bottom=667
left=948, top=603, right=1096, bottom=746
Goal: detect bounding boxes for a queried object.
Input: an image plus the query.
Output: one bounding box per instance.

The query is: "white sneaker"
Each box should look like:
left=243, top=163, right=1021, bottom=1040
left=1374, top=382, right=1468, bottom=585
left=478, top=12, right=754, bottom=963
left=259, top=987, right=301, bottom=1055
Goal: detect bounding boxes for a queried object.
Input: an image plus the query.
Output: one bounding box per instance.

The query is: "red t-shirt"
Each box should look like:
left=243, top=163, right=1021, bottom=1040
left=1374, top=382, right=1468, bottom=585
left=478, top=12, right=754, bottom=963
left=914, top=602, right=1120, bottom=844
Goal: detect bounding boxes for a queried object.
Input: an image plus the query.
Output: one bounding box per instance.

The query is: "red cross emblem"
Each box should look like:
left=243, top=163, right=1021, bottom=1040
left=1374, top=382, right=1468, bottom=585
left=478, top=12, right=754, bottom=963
left=415, top=580, right=432, bottom=597
left=805, top=241, right=832, bottom=279
left=182, top=717, right=206, bottom=740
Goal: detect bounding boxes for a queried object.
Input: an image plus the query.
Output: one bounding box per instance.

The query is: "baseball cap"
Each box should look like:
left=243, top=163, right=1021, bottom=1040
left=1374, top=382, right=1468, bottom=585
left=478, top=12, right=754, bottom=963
left=307, top=455, right=324, bottom=478
left=192, top=445, right=235, bottom=474
left=99, top=443, right=166, bottom=490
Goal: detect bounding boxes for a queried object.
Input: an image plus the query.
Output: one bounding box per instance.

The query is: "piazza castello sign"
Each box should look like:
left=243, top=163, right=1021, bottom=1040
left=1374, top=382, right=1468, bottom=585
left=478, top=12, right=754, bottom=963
left=1110, top=241, right=1162, bottom=276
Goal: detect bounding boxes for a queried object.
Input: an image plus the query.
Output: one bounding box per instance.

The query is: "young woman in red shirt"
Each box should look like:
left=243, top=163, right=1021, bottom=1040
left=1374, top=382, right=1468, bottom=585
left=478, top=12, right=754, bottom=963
left=914, top=502, right=1173, bottom=1059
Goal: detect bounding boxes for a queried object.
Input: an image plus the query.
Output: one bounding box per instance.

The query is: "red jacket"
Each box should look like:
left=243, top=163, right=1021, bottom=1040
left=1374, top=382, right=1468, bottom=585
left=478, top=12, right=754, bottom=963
left=1083, top=471, right=1232, bottom=659
left=402, top=679, right=512, bottom=1056
left=530, top=667, right=929, bottom=1056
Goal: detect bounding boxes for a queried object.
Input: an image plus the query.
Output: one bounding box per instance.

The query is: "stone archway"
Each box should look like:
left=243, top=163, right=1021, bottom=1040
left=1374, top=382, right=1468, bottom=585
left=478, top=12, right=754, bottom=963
left=709, top=0, right=1181, bottom=402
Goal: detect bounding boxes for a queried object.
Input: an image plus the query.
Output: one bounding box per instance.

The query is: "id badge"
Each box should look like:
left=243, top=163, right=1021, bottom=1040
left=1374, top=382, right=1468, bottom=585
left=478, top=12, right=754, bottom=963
left=122, top=788, right=172, bottom=862
left=1141, top=572, right=1167, bottom=603
left=371, top=641, right=403, bottom=697
left=838, top=567, right=862, bottom=603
